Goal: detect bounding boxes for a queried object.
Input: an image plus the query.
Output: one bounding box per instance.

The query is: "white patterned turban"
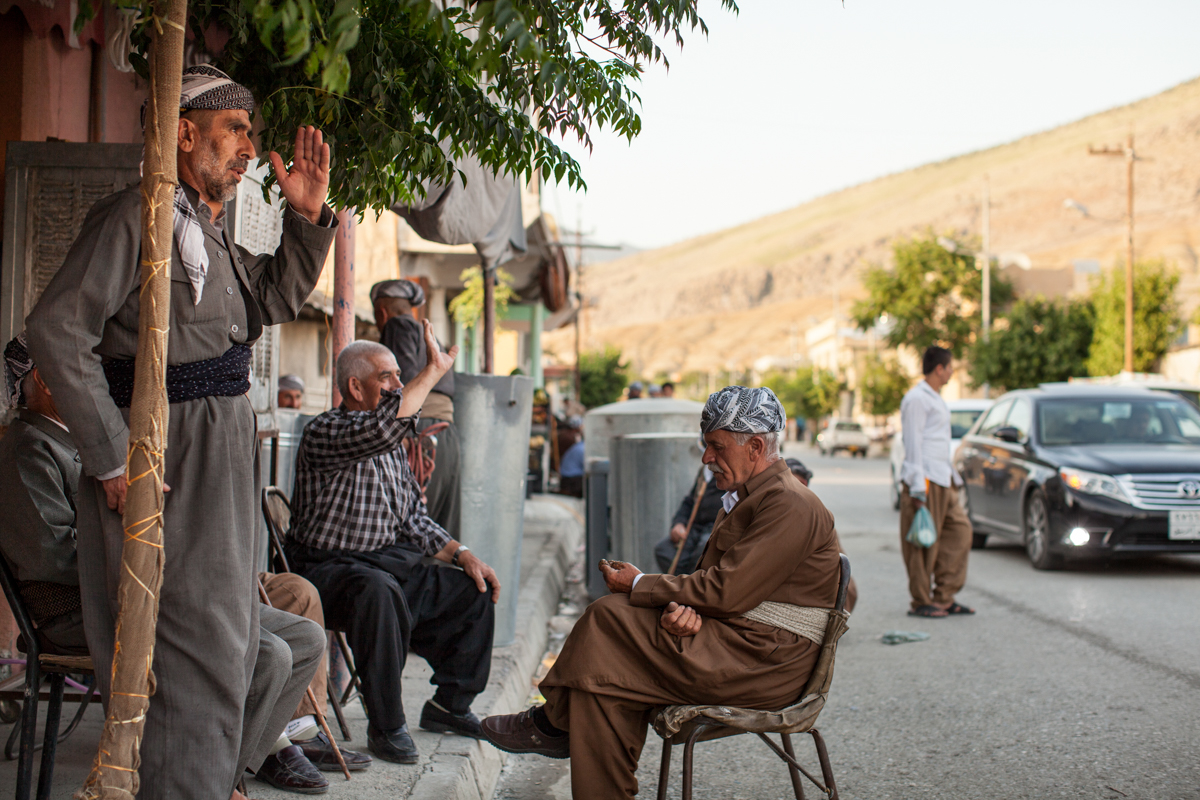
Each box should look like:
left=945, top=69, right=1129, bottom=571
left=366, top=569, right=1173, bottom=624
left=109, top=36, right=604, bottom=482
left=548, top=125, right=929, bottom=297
left=278, top=374, right=306, bottom=392
left=370, top=280, right=426, bottom=307
left=4, top=332, right=33, bottom=410
left=701, top=385, right=786, bottom=435
left=140, top=64, right=255, bottom=128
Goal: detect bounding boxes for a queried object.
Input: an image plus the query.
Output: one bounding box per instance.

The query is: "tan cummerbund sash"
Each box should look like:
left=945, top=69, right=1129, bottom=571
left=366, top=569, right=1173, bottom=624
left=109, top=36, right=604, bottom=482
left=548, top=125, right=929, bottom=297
left=740, top=601, right=829, bottom=645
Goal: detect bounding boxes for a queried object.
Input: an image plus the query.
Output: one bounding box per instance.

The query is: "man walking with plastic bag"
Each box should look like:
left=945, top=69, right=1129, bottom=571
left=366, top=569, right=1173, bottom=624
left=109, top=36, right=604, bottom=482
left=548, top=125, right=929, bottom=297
left=899, top=346, right=974, bottom=618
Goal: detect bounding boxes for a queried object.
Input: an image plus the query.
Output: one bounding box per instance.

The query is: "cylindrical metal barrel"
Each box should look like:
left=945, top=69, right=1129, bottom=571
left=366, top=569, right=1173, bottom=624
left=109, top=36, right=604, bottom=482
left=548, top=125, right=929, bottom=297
left=456, top=373, right=533, bottom=646
left=585, top=458, right=611, bottom=600
left=609, top=433, right=703, bottom=572
left=583, top=398, right=704, bottom=462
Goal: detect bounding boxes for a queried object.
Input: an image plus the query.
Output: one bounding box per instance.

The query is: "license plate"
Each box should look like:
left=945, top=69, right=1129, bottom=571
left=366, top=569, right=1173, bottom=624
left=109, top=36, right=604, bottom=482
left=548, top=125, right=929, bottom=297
left=1168, top=510, right=1200, bottom=540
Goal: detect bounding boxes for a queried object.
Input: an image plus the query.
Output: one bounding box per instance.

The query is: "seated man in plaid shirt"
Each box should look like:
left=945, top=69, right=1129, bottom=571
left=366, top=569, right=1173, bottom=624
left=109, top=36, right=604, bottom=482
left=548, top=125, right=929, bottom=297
left=286, top=321, right=500, bottom=764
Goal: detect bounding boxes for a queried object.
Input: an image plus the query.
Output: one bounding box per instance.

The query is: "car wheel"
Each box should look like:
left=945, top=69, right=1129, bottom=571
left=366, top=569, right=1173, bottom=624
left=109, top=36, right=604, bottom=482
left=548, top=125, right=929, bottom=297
left=1023, top=490, right=1063, bottom=570
left=889, top=468, right=900, bottom=511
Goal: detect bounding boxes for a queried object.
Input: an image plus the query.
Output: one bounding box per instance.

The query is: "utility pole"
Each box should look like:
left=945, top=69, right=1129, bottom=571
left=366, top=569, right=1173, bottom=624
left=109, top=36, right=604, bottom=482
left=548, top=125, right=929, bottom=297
left=980, top=176, right=991, bottom=399
left=1089, top=133, right=1136, bottom=373
left=574, top=223, right=583, bottom=401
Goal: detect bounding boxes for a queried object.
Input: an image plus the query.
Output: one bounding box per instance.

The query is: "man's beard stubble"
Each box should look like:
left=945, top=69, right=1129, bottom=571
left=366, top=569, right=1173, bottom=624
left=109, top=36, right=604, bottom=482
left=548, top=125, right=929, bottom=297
left=196, top=137, right=248, bottom=203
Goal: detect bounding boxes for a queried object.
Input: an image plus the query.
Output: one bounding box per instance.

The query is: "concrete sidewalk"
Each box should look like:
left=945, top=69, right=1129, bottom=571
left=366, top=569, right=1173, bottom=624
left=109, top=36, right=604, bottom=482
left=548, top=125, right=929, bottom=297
left=0, top=494, right=583, bottom=800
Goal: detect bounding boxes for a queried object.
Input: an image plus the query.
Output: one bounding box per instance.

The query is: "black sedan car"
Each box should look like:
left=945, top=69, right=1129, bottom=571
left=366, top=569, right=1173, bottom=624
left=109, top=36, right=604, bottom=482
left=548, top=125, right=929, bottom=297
left=953, top=385, right=1200, bottom=569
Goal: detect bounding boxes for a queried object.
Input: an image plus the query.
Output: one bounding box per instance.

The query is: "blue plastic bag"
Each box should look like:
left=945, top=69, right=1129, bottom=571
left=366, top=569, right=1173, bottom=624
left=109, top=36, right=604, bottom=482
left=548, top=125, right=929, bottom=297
left=906, top=506, right=937, bottom=548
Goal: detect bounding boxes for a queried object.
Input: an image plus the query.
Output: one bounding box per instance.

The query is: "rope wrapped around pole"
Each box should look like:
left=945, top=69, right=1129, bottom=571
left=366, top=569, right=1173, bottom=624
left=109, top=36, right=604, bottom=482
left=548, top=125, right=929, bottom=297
left=77, top=0, right=185, bottom=795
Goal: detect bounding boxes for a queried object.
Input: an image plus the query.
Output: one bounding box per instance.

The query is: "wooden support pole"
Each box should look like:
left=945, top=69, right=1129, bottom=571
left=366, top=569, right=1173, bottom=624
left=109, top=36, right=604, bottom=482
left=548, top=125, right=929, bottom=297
left=78, top=0, right=185, bottom=796
left=482, top=264, right=495, bottom=374
left=331, top=209, right=356, bottom=404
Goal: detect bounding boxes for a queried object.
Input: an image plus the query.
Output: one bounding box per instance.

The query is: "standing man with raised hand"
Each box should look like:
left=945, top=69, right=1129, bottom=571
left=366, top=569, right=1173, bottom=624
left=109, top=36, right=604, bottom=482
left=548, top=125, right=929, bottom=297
left=898, top=346, right=975, bottom=619
left=26, top=65, right=339, bottom=799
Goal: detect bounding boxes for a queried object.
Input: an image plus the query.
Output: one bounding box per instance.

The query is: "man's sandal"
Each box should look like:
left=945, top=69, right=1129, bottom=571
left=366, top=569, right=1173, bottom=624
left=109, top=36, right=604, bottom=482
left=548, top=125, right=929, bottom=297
left=945, top=602, right=975, bottom=615
left=906, top=605, right=948, bottom=618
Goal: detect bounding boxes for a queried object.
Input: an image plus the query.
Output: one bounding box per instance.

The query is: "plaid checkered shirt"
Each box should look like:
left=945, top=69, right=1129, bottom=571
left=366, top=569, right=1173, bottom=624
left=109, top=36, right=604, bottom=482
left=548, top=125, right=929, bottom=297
left=288, top=389, right=452, bottom=554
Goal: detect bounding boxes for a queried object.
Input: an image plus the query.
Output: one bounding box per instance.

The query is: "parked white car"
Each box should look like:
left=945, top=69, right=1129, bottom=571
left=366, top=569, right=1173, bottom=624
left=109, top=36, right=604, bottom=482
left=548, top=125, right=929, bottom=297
left=889, top=398, right=993, bottom=509
left=817, top=419, right=872, bottom=457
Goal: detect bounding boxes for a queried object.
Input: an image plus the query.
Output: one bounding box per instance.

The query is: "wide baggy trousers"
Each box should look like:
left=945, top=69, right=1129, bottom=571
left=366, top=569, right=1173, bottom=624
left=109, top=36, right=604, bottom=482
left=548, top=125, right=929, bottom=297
left=898, top=481, right=972, bottom=609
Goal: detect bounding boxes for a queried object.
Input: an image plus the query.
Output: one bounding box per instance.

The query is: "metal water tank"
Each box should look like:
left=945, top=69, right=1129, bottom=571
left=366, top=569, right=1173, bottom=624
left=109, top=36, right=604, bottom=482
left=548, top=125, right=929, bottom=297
left=583, top=398, right=704, bottom=462
left=609, top=433, right=703, bottom=571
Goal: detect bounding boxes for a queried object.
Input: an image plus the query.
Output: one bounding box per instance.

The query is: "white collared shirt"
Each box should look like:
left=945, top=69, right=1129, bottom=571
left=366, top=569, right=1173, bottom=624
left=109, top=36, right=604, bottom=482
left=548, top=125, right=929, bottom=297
left=721, top=490, right=739, bottom=514
left=900, top=380, right=962, bottom=492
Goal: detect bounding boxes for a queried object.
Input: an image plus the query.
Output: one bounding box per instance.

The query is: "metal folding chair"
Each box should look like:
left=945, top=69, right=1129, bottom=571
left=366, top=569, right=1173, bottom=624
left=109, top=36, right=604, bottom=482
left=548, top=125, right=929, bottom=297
left=652, top=554, right=851, bottom=800
left=261, top=486, right=361, bottom=740
left=0, top=555, right=96, bottom=800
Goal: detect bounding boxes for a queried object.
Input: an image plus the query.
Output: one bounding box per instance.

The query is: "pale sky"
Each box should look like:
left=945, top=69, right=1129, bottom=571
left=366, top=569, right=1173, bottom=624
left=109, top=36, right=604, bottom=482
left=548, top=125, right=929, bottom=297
left=543, top=0, right=1200, bottom=252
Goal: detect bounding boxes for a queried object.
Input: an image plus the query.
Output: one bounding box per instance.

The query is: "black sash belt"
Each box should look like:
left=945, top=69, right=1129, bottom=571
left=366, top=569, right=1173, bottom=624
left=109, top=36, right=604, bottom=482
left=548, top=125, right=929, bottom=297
left=103, top=344, right=253, bottom=409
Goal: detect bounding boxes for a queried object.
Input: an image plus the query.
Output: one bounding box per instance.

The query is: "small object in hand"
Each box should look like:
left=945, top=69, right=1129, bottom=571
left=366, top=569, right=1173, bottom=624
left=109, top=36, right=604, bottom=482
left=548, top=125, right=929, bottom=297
left=599, top=559, right=630, bottom=571
left=881, top=630, right=931, bottom=645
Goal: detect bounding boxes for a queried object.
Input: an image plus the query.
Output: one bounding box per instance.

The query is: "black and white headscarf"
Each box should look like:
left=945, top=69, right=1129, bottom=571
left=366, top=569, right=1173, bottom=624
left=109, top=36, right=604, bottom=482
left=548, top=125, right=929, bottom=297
left=144, top=65, right=256, bottom=305
left=701, top=385, right=786, bottom=435
left=4, top=332, right=34, bottom=410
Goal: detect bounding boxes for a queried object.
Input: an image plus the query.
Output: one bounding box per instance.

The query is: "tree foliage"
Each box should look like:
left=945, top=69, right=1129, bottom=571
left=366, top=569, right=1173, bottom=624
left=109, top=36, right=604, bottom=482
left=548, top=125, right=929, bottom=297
left=579, top=346, right=629, bottom=409
left=764, top=368, right=844, bottom=423
left=852, top=232, right=1014, bottom=358
left=858, top=358, right=911, bottom=417
left=1086, top=259, right=1182, bottom=375
left=104, top=0, right=737, bottom=212
left=448, top=266, right=516, bottom=327
left=968, top=297, right=1094, bottom=391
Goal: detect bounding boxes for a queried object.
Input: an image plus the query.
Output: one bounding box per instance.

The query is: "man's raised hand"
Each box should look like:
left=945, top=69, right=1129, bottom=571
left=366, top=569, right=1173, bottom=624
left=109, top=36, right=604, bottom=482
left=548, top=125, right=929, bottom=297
left=269, top=125, right=330, bottom=225
left=660, top=602, right=702, bottom=637
left=423, top=319, right=458, bottom=375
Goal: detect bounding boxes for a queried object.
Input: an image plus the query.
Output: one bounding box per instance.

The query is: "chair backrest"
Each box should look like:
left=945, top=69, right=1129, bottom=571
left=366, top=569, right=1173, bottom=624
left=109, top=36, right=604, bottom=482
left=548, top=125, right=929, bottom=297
left=261, top=486, right=293, bottom=574
left=0, top=552, right=39, bottom=661
left=798, top=553, right=851, bottom=702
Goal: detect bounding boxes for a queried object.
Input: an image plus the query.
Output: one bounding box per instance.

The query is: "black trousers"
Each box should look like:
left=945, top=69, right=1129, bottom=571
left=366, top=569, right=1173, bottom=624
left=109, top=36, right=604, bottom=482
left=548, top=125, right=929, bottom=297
left=285, top=541, right=494, bottom=731
left=653, top=523, right=713, bottom=575
left=417, top=418, right=461, bottom=539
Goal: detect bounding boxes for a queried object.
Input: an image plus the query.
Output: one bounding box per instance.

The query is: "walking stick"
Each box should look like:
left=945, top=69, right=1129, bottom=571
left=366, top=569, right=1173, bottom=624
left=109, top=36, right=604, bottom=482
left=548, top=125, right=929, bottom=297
left=257, top=580, right=352, bottom=781
left=667, top=473, right=709, bottom=576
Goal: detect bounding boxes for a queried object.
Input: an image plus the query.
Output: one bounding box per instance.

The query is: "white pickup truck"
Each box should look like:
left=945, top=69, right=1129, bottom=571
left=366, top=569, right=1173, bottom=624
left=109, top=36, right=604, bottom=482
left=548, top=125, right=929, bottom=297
left=816, top=419, right=872, bottom=457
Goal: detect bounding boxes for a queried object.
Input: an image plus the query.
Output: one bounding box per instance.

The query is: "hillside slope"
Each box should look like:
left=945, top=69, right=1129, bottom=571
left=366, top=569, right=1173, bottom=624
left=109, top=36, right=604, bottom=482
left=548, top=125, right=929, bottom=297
left=549, top=77, right=1200, bottom=377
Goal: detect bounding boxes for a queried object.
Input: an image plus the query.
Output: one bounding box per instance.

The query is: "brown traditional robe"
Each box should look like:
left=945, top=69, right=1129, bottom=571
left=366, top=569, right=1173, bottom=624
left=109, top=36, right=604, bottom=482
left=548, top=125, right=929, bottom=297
left=540, top=458, right=842, bottom=799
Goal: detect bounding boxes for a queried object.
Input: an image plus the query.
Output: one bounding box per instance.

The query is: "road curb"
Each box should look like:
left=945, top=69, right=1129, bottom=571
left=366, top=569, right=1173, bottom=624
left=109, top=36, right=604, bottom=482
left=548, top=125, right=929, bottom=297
left=408, top=499, right=582, bottom=800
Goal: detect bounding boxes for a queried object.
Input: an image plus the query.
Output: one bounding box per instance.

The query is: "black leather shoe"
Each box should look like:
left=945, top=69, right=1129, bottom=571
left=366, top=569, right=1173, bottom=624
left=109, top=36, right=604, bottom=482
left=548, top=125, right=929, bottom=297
left=367, top=723, right=419, bottom=764
left=419, top=701, right=484, bottom=739
left=293, top=730, right=373, bottom=772
left=255, top=745, right=329, bottom=794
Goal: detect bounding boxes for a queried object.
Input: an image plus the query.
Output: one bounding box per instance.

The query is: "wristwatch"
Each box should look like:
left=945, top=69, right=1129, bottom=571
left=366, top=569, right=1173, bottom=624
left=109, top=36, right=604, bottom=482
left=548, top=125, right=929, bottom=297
left=452, top=545, right=470, bottom=567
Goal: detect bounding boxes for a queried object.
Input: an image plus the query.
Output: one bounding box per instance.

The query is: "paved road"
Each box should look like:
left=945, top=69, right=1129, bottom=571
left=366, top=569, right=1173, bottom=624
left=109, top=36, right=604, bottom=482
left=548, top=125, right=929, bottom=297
left=493, top=446, right=1200, bottom=800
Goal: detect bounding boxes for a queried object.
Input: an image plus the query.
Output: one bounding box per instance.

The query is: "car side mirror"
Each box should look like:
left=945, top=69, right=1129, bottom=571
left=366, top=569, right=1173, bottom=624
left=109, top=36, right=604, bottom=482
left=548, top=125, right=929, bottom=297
left=994, top=426, right=1022, bottom=443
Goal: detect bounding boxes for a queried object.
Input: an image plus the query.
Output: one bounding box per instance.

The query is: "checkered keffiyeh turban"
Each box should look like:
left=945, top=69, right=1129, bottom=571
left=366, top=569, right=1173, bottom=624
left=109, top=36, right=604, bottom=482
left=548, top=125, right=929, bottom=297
left=701, top=385, right=786, bottom=435
left=4, top=332, right=34, bottom=410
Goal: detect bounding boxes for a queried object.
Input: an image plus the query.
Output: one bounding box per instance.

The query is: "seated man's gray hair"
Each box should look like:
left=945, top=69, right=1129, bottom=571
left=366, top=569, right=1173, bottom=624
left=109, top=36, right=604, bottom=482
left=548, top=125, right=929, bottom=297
left=336, top=340, right=393, bottom=398
left=701, top=385, right=786, bottom=436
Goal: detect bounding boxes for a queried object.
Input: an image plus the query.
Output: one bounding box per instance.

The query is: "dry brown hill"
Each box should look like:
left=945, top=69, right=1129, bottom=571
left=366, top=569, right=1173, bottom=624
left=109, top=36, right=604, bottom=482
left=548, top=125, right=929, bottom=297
left=546, top=76, right=1200, bottom=378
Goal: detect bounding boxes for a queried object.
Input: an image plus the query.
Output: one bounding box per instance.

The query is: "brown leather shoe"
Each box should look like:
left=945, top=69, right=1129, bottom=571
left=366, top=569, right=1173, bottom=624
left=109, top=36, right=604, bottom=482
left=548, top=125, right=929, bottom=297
left=481, top=709, right=570, bottom=759
left=293, top=731, right=372, bottom=772
left=255, top=745, right=329, bottom=794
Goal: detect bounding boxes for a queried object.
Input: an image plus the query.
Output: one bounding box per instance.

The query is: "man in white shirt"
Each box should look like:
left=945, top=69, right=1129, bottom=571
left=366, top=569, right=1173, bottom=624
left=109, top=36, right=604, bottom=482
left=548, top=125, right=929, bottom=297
left=898, top=346, right=974, bottom=618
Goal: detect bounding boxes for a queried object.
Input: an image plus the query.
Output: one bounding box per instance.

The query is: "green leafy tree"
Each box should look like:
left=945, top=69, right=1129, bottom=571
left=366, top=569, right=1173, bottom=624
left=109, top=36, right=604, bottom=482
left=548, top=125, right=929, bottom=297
left=968, top=297, right=1094, bottom=391
left=1086, top=259, right=1182, bottom=375
left=858, top=358, right=911, bottom=417
left=448, top=266, right=516, bottom=326
left=578, top=346, right=630, bottom=409
left=99, top=0, right=736, bottom=213
left=852, top=232, right=1014, bottom=357
left=764, top=368, right=844, bottom=424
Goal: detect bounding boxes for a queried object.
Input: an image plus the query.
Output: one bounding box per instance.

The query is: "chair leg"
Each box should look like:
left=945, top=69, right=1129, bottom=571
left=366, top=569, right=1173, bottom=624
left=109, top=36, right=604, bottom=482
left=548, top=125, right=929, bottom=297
left=656, top=740, right=672, bottom=800
left=809, top=728, right=838, bottom=800
left=35, top=674, right=64, bottom=800
left=781, top=733, right=806, bottom=800
left=15, top=661, right=41, bottom=800
left=57, top=680, right=95, bottom=743
left=681, top=725, right=708, bottom=800
left=327, top=675, right=352, bottom=741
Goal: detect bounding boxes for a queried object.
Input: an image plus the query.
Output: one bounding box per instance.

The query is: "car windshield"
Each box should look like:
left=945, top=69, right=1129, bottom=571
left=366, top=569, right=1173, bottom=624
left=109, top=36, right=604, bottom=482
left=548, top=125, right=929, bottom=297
left=835, top=422, right=862, bottom=431
left=950, top=409, right=985, bottom=439
left=1038, top=398, right=1200, bottom=445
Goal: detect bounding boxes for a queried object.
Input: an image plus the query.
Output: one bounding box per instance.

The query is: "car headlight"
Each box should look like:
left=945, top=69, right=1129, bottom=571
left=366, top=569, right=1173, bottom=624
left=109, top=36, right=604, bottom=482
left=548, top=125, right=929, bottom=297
left=1059, top=467, right=1131, bottom=503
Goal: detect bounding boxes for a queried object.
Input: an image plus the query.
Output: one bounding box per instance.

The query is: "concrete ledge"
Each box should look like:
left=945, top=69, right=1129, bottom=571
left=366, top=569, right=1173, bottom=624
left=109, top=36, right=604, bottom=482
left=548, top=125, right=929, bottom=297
left=409, top=496, right=582, bottom=800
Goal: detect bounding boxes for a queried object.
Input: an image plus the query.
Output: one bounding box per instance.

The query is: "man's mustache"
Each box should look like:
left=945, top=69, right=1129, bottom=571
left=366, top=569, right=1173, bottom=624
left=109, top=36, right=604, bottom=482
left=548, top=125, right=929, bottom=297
left=228, top=157, right=249, bottom=173
left=708, top=464, right=725, bottom=474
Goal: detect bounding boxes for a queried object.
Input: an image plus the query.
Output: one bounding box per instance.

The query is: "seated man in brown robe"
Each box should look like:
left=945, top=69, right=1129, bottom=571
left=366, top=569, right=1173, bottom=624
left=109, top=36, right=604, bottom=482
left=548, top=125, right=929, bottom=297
left=481, top=386, right=843, bottom=800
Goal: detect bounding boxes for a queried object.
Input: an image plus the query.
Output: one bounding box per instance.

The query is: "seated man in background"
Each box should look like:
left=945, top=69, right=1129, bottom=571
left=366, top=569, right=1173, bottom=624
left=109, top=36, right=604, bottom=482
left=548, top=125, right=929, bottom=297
left=286, top=325, right=500, bottom=764
left=653, top=462, right=723, bottom=575
left=278, top=374, right=306, bottom=409
left=557, top=419, right=586, bottom=498
left=0, top=334, right=87, bottom=655
left=482, top=386, right=843, bottom=800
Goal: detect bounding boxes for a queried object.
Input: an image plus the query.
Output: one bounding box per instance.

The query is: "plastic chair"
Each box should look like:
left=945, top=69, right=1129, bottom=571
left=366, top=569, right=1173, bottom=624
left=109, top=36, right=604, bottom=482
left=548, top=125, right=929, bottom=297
left=652, top=554, right=851, bottom=800
left=0, top=555, right=95, bottom=800
left=261, top=486, right=360, bottom=740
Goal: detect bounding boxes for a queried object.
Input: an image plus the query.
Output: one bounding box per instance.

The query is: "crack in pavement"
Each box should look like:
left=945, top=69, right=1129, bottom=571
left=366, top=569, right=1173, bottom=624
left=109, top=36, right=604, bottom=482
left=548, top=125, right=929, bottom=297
left=966, top=584, right=1200, bottom=692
